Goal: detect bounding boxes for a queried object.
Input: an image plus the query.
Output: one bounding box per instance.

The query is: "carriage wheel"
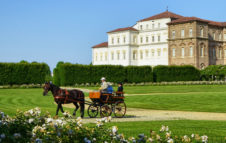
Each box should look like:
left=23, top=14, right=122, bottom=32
left=88, top=104, right=99, bottom=118
left=100, top=104, right=112, bottom=117
left=114, top=101, right=126, bottom=118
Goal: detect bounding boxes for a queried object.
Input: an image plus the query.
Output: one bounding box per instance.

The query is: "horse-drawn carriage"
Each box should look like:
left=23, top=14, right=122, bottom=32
left=43, top=82, right=126, bottom=118
left=88, top=91, right=126, bottom=118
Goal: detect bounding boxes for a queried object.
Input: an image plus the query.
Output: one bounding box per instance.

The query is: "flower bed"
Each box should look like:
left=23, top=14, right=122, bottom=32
left=0, top=108, right=214, bottom=143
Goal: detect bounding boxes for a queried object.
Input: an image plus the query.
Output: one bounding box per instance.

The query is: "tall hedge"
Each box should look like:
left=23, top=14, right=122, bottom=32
left=126, top=66, right=153, bottom=83
left=0, top=62, right=51, bottom=85
left=53, top=63, right=153, bottom=86
left=153, top=65, right=200, bottom=82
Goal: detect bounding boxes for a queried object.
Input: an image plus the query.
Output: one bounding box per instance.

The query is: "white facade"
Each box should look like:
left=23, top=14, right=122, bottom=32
left=92, top=12, right=178, bottom=67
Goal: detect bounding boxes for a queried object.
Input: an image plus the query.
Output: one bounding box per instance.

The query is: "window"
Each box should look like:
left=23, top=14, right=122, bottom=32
left=172, top=48, right=176, bottom=57
left=146, top=36, right=149, bottom=43
left=152, top=36, right=155, bottom=42
left=158, top=50, right=161, bottom=56
left=111, top=52, right=114, bottom=60
left=151, top=50, right=155, bottom=56
left=117, top=37, right=120, bottom=44
left=117, top=51, right=120, bottom=60
left=158, top=35, right=161, bottom=42
left=224, top=49, right=226, bottom=58
left=158, top=23, right=160, bottom=28
left=140, top=37, right=143, bottom=43
left=95, top=53, right=98, bottom=61
left=172, top=31, right=176, bottom=39
left=111, top=38, right=114, bottom=44
left=200, top=28, right=203, bottom=37
left=123, top=51, right=126, bottom=60
left=200, top=46, right=204, bottom=57
left=133, top=36, right=137, bottom=43
left=219, top=49, right=222, bottom=59
left=224, top=34, right=226, bottom=40
left=213, top=32, right=215, bottom=40
left=189, top=28, right=193, bottom=37
left=219, top=33, right=222, bottom=40
left=123, top=36, right=126, bottom=43
left=140, top=50, right=143, bottom=59
left=145, top=50, right=149, bottom=57
left=133, top=50, right=137, bottom=60
left=140, top=25, right=143, bottom=30
left=146, top=24, right=149, bottom=29
left=190, top=47, right=193, bottom=57
left=181, top=47, right=184, bottom=57
left=100, top=53, right=103, bottom=61
left=181, top=29, right=185, bottom=37
left=105, top=52, right=108, bottom=61
left=152, top=23, right=154, bottom=29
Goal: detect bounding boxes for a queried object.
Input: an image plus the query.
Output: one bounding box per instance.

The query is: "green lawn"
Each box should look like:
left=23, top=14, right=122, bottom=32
left=125, top=92, right=226, bottom=112
left=0, top=88, right=84, bottom=116
left=104, top=120, right=226, bottom=142
left=79, top=85, right=226, bottom=94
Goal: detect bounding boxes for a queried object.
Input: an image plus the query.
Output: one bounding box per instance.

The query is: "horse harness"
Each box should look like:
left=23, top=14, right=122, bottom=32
left=54, top=89, right=83, bottom=104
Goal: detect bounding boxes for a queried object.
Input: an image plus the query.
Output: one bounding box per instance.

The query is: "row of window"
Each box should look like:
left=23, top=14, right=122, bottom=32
left=140, top=22, right=161, bottom=30
left=172, top=47, right=226, bottom=59
left=172, top=28, right=193, bottom=39
left=111, top=35, right=162, bottom=45
left=172, top=27, right=226, bottom=41
left=94, top=49, right=167, bottom=62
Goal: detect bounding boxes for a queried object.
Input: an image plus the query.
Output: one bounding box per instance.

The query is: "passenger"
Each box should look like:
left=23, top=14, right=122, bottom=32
left=117, top=82, right=123, bottom=96
left=99, top=77, right=108, bottom=93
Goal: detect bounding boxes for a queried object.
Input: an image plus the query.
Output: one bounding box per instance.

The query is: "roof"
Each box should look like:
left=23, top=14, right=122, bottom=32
left=92, top=42, right=108, bottom=48
left=139, top=11, right=184, bottom=22
left=168, top=16, right=226, bottom=27
left=107, top=27, right=138, bottom=33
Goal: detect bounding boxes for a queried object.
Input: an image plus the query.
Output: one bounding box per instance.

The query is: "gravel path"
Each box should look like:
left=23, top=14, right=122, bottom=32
left=61, top=87, right=226, bottom=123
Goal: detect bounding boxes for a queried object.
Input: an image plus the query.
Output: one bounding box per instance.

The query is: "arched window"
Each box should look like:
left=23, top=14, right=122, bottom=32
left=200, top=46, right=204, bottom=57
left=133, top=50, right=137, bottom=60
left=172, top=48, right=176, bottom=57
left=200, top=28, right=204, bottom=37
left=190, top=46, right=193, bottom=57
left=181, top=47, right=185, bottom=57
left=140, top=50, right=143, bottom=59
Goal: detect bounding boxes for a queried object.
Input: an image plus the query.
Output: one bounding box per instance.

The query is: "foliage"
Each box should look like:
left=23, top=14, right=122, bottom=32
left=0, top=62, right=50, bottom=85
left=0, top=108, right=211, bottom=143
left=153, top=65, right=200, bottom=82
left=53, top=63, right=153, bottom=86
left=126, top=66, right=153, bottom=83
left=201, top=65, right=226, bottom=81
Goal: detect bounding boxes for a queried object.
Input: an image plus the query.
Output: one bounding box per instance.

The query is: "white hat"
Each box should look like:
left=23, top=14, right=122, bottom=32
left=101, top=77, right=106, bottom=81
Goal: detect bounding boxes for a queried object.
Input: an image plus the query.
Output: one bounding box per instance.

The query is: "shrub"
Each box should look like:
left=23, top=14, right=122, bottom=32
left=126, top=66, right=153, bottom=83
left=53, top=64, right=153, bottom=86
left=201, top=65, right=226, bottom=81
left=0, top=62, right=50, bottom=85
left=0, top=108, right=210, bottom=143
left=153, top=65, right=200, bottom=82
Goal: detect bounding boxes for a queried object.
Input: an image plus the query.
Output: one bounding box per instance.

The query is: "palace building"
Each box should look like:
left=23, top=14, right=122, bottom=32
left=92, top=11, right=226, bottom=69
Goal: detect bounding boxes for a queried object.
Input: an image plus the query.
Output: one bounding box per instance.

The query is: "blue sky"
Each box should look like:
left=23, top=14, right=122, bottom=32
left=0, top=0, right=226, bottom=71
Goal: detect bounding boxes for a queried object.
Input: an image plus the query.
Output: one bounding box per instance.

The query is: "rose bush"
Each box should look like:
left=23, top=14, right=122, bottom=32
left=0, top=108, right=213, bottom=143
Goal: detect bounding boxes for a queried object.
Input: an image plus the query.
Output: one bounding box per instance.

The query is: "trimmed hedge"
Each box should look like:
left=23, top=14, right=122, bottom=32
left=126, top=66, right=153, bottom=83
left=153, top=65, right=200, bottom=82
left=53, top=63, right=153, bottom=86
left=0, top=62, right=50, bottom=85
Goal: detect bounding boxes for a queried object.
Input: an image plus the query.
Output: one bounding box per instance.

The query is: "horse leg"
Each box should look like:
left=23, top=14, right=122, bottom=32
left=73, top=102, right=79, bottom=116
left=79, top=102, right=85, bottom=118
left=56, top=103, right=60, bottom=115
left=59, top=103, right=64, bottom=113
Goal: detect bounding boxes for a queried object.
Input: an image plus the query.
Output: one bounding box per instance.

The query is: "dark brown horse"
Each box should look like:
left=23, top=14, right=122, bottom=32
left=43, top=82, right=85, bottom=118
